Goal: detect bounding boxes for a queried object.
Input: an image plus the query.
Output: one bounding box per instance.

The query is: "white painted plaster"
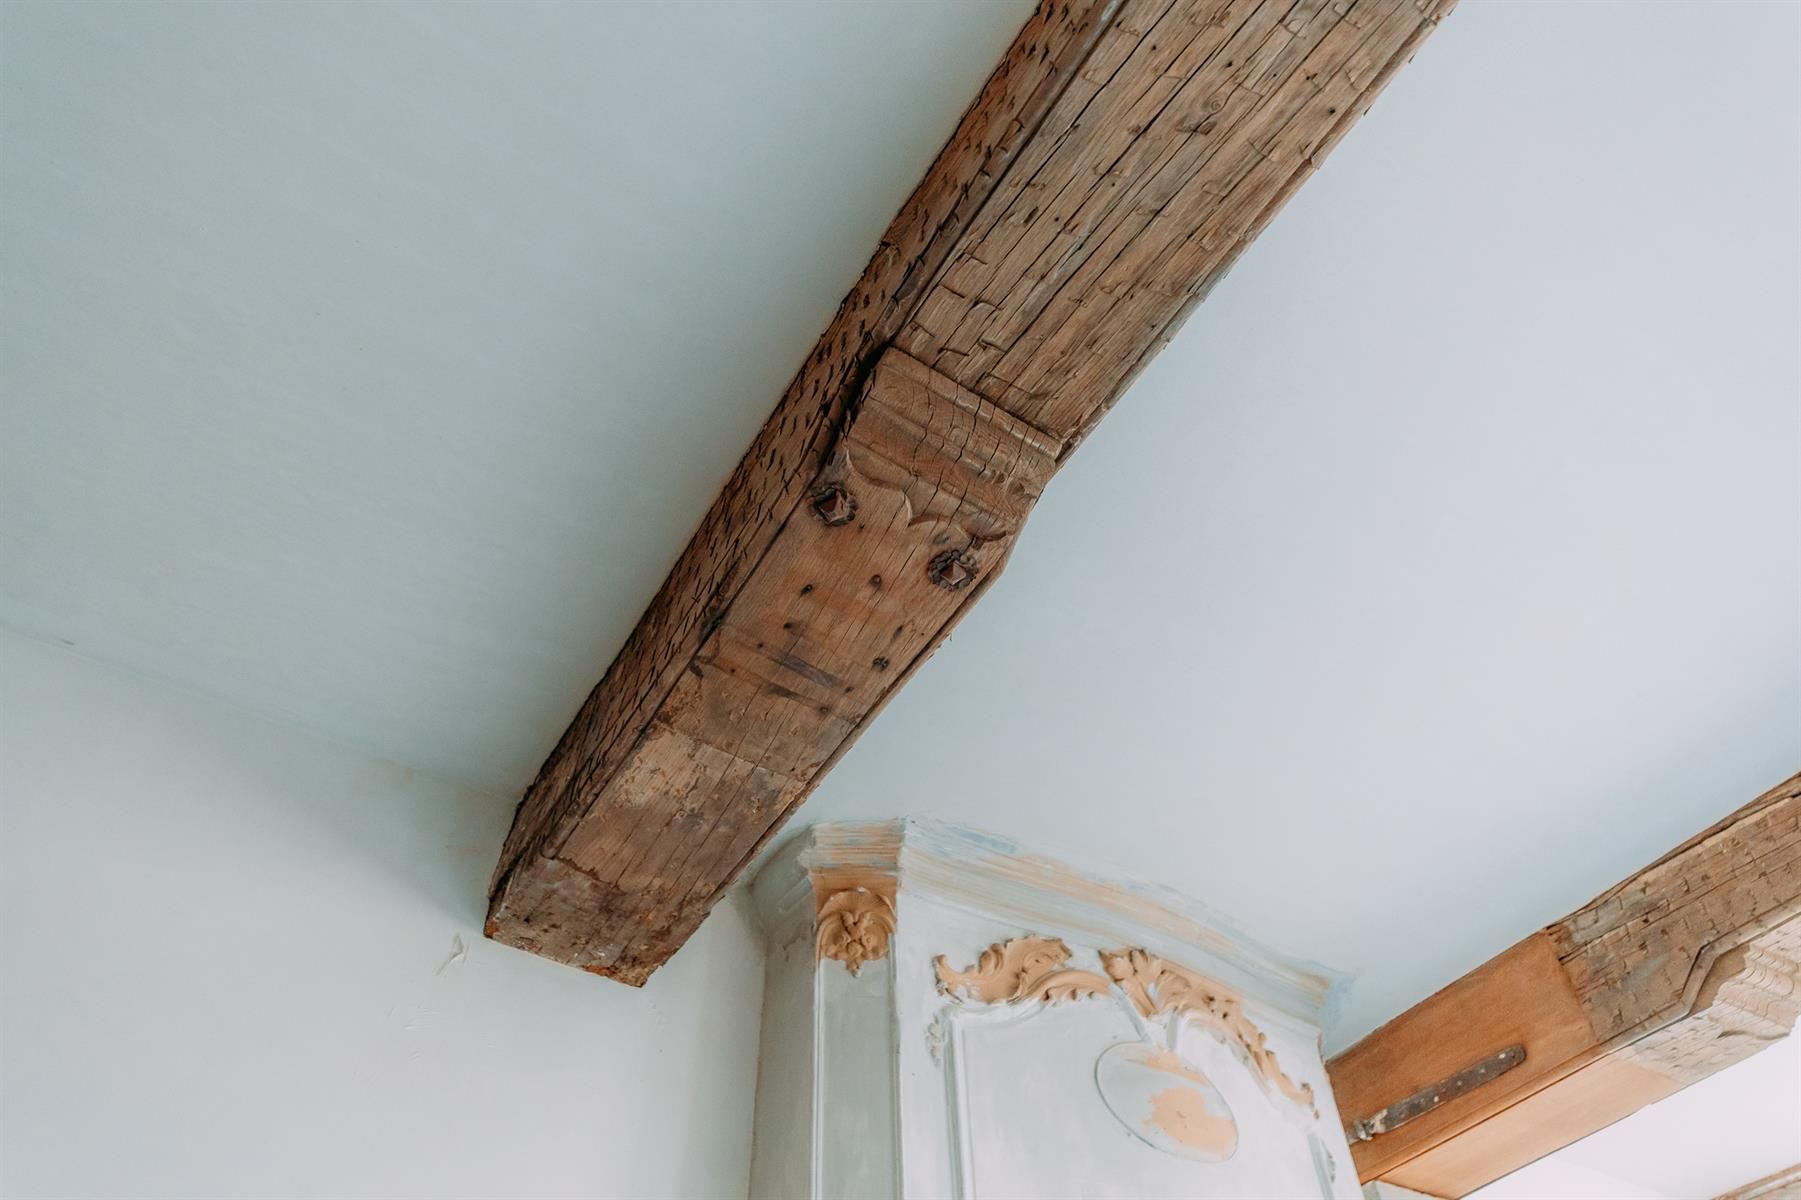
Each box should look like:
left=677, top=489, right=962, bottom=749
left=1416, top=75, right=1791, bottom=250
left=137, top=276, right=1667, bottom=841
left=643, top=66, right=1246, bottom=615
left=899, top=895, right=1353, bottom=1200
left=751, top=823, right=1357, bottom=1200
left=0, top=632, right=765, bottom=1199
left=1, top=0, right=1795, bottom=1076
left=749, top=921, right=821, bottom=1200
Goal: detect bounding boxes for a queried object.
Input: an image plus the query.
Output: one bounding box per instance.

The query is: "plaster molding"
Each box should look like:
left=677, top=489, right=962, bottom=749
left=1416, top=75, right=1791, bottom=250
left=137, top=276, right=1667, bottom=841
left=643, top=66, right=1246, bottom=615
left=752, top=821, right=1344, bottom=1031
left=816, top=887, right=897, bottom=974
left=933, top=936, right=1111, bottom=1005
left=750, top=822, right=1356, bottom=1199
left=925, top=936, right=1317, bottom=1120
left=926, top=933, right=1331, bottom=1192
left=1102, top=947, right=1319, bottom=1118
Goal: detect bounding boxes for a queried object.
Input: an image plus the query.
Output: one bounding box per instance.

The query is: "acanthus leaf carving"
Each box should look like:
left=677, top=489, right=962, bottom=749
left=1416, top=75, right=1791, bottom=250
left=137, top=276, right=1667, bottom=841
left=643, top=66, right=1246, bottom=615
left=929, top=937, right=1320, bottom=1120
left=816, top=887, right=896, bottom=975
left=934, top=935, right=1112, bottom=1006
left=1101, top=948, right=1318, bottom=1117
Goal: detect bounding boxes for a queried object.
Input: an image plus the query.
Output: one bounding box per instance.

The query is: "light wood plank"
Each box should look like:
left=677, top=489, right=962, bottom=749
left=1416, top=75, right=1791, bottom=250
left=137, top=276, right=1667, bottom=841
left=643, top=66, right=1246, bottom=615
left=1383, top=1056, right=1678, bottom=1196
left=1330, top=772, right=1801, bottom=1195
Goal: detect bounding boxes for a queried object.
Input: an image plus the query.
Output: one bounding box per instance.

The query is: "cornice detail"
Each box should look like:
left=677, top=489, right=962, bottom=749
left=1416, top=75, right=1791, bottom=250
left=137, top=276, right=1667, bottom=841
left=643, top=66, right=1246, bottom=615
left=751, top=820, right=1344, bottom=1028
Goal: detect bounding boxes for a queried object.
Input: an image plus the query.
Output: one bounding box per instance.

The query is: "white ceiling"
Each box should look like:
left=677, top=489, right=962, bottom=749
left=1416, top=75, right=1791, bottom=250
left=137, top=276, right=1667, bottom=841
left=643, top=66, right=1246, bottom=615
left=0, top=0, right=1036, bottom=789
left=3, top=0, right=1797, bottom=1060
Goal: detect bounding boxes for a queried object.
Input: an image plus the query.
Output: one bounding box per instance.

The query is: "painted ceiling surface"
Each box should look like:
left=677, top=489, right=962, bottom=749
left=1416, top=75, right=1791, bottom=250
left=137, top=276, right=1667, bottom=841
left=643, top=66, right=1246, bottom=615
left=4, top=0, right=1797, bottom=1057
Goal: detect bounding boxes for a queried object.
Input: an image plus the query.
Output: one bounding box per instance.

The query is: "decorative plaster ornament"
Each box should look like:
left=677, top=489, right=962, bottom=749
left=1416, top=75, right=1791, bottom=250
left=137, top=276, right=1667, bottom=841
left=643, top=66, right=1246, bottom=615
left=1101, top=947, right=1319, bottom=1118
left=933, top=936, right=1110, bottom=1005
left=815, top=887, right=896, bottom=974
left=1094, top=1042, right=1239, bottom=1163
left=931, top=935, right=1323, bottom=1163
left=752, top=823, right=1357, bottom=1199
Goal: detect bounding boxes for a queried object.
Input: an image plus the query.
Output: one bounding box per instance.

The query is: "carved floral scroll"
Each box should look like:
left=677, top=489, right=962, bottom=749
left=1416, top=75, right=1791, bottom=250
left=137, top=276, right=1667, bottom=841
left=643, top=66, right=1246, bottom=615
left=816, top=887, right=896, bottom=975
left=934, top=936, right=1111, bottom=1005
left=1101, top=948, right=1318, bottom=1117
left=932, top=936, right=1317, bottom=1119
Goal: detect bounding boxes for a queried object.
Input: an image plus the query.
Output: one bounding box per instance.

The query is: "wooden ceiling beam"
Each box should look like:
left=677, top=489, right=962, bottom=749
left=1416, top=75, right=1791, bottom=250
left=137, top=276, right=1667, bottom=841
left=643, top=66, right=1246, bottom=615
left=1328, top=770, right=1801, bottom=1197
left=486, top=0, right=1454, bottom=982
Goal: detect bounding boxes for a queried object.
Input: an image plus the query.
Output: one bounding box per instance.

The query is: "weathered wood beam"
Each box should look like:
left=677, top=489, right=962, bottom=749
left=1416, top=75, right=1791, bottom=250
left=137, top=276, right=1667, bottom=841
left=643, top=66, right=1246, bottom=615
left=488, top=0, right=1455, bottom=982
left=1328, top=771, right=1801, bottom=1197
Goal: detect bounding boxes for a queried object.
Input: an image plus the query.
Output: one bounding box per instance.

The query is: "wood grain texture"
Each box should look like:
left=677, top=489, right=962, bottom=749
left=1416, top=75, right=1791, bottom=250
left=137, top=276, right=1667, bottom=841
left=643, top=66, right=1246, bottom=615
left=488, top=0, right=1117, bottom=900
left=1551, top=771, right=1801, bottom=1046
left=488, top=351, right=1057, bottom=979
left=1330, top=771, right=1801, bottom=1195
left=1382, top=1056, right=1678, bottom=1197
left=488, top=0, right=1455, bottom=981
left=898, top=0, right=1456, bottom=448
left=1327, top=933, right=1597, bottom=1182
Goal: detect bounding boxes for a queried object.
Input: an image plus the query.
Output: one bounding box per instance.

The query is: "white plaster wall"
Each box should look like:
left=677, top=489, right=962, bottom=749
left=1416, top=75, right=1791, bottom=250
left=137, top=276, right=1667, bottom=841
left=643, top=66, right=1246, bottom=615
left=897, top=895, right=1354, bottom=1200
left=0, top=631, right=764, bottom=1199
left=747, top=827, right=1353, bottom=1200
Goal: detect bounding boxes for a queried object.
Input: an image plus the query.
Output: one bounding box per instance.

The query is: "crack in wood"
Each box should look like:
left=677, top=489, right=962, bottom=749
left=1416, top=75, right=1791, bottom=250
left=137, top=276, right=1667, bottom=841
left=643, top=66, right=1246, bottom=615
left=486, top=0, right=1454, bottom=982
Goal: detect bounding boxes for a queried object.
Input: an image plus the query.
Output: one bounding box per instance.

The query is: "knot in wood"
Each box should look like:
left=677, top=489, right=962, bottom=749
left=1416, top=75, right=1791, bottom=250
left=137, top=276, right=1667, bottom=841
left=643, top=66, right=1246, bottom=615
left=810, top=483, right=856, bottom=527
left=928, top=549, right=977, bottom=591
